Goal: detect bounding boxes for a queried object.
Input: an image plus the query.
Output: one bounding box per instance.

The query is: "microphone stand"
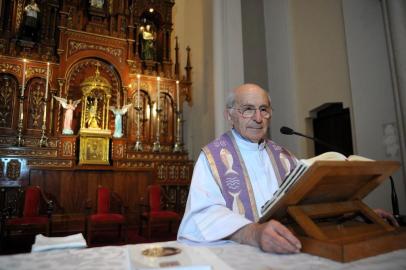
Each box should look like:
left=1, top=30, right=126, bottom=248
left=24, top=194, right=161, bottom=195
left=291, top=131, right=349, bottom=156
left=390, top=176, right=406, bottom=225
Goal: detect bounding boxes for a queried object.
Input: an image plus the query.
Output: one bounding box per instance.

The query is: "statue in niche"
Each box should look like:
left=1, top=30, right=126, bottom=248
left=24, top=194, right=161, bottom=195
left=86, top=98, right=100, bottom=129
left=141, top=24, right=156, bottom=60
left=20, top=0, right=41, bottom=41
left=110, top=104, right=132, bottom=138
left=54, top=96, right=81, bottom=135
left=89, top=0, right=104, bottom=9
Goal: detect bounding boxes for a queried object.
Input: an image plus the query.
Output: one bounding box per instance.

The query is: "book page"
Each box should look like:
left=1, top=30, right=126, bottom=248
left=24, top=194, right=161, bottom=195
left=348, top=155, right=374, bottom=161
left=261, top=161, right=308, bottom=215
left=301, top=151, right=347, bottom=166
left=260, top=152, right=377, bottom=219
left=301, top=152, right=374, bottom=166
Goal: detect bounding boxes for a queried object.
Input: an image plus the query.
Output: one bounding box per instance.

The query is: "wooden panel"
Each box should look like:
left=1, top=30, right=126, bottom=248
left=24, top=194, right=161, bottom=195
left=28, top=168, right=156, bottom=227
left=0, top=0, right=194, bottom=238
left=300, top=227, right=406, bottom=262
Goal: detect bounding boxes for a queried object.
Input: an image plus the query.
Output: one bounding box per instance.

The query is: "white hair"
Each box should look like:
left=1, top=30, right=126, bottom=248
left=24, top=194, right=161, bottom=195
left=225, top=87, right=272, bottom=109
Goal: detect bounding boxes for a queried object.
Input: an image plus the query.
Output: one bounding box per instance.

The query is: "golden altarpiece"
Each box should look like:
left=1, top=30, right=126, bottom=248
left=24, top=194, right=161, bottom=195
left=0, top=0, right=193, bottom=232
left=78, top=66, right=112, bottom=165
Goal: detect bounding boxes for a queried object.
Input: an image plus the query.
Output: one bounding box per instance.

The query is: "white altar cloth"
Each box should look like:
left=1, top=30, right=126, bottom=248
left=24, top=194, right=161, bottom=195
left=0, top=240, right=405, bottom=270
left=0, top=245, right=131, bottom=270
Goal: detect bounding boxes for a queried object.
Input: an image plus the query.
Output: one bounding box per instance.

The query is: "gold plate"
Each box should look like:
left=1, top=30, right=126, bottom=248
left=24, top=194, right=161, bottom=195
left=142, top=247, right=181, bottom=257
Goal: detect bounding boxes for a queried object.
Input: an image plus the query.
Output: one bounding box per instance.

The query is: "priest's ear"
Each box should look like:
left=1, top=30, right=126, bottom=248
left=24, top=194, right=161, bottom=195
left=225, top=108, right=238, bottom=129
left=224, top=108, right=232, bottom=122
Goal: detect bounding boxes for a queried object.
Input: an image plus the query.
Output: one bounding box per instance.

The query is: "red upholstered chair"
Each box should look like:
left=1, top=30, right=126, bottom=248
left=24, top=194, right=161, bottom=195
left=86, top=186, right=127, bottom=244
left=139, top=184, right=180, bottom=239
left=1, top=186, right=54, bottom=241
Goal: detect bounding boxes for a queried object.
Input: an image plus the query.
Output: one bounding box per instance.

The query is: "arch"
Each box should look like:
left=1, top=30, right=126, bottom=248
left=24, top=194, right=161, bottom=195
left=158, top=92, right=175, bottom=144
left=137, top=10, right=164, bottom=62
left=138, top=9, right=163, bottom=29
left=62, top=50, right=126, bottom=84
left=1, top=67, right=21, bottom=84
left=57, top=58, right=123, bottom=135
left=129, top=89, right=152, bottom=142
left=25, top=77, right=47, bottom=134
left=80, top=65, right=112, bottom=130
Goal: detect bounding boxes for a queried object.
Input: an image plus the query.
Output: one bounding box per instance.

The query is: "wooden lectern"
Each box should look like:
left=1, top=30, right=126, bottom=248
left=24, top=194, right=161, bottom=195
left=259, top=160, right=406, bottom=262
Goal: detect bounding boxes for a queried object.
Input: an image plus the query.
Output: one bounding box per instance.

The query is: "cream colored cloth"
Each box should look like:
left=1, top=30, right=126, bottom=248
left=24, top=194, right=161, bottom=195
left=31, top=233, right=87, bottom=252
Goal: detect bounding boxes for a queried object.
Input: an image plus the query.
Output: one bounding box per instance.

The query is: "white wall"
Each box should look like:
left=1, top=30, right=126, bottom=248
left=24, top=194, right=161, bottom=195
left=291, top=0, right=353, bottom=158
left=172, top=0, right=215, bottom=160
left=173, top=0, right=245, bottom=160
left=241, top=0, right=269, bottom=89
left=263, top=0, right=299, bottom=152
left=212, top=0, right=245, bottom=137
left=264, top=0, right=352, bottom=158
left=173, top=0, right=406, bottom=214
left=263, top=0, right=405, bottom=213
left=342, top=0, right=406, bottom=213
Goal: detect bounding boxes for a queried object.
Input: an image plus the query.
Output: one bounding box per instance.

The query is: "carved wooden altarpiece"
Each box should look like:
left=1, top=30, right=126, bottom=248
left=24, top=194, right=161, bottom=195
left=0, top=0, right=193, bottom=234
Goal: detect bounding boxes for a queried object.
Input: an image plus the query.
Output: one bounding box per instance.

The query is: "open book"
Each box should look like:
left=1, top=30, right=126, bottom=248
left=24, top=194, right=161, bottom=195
left=260, top=152, right=373, bottom=219
left=256, top=153, right=402, bottom=262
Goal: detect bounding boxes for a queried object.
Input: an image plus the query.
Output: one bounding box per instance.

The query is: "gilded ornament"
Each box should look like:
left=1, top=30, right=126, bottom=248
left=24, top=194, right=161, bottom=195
left=0, top=77, right=14, bottom=127
left=27, top=160, right=73, bottom=168
left=69, top=41, right=123, bottom=62
left=6, top=159, right=21, bottom=180
left=63, top=141, right=73, bottom=156
left=0, top=63, right=21, bottom=76
left=79, top=64, right=112, bottom=165
left=30, top=84, right=43, bottom=128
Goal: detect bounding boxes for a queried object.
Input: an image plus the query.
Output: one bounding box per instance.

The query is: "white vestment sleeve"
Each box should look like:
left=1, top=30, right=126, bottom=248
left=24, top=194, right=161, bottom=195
left=177, top=153, right=252, bottom=243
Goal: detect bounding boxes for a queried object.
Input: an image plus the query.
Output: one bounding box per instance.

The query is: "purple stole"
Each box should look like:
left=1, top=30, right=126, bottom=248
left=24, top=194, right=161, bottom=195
left=202, top=131, right=297, bottom=222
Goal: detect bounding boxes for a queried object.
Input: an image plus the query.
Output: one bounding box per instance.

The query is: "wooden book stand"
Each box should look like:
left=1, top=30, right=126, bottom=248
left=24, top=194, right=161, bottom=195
left=260, top=160, right=406, bottom=262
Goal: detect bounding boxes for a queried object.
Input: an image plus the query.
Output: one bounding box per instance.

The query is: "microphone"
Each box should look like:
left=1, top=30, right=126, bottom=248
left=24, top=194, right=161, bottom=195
left=280, top=126, right=349, bottom=156
left=280, top=125, right=405, bottom=226
left=280, top=126, right=295, bottom=135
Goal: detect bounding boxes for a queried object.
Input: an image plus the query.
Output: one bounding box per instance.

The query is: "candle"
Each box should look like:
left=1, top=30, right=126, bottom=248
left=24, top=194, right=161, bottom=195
left=176, top=80, right=180, bottom=111
left=157, top=77, right=160, bottom=110
left=45, top=62, right=50, bottom=99
left=22, top=59, right=27, bottom=97
left=137, top=74, right=141, bottom=108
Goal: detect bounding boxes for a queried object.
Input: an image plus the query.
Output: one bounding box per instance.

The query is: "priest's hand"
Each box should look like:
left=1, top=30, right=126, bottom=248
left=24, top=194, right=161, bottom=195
left=374, top=208, right=399, bottom=227
left=228, top=219, right=301, bottom=254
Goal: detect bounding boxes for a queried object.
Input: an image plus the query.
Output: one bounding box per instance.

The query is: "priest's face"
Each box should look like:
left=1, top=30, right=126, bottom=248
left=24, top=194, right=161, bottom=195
left=227, top=84, right=272, bottom=143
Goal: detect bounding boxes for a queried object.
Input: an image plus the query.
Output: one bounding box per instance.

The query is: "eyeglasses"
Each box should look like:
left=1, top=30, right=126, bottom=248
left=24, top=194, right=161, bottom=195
left=231, top=106, right=272, bottom=119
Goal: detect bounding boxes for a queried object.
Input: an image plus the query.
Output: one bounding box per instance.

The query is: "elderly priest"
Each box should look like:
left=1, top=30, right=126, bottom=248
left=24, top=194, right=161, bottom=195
left=177, top=83, right=398, bottom=254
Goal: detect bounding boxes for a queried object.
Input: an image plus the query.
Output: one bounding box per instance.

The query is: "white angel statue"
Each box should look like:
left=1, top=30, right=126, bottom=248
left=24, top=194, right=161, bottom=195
left=54, top=96, right=81, bottom=135
left=110, top=104, right=132, bottom=138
